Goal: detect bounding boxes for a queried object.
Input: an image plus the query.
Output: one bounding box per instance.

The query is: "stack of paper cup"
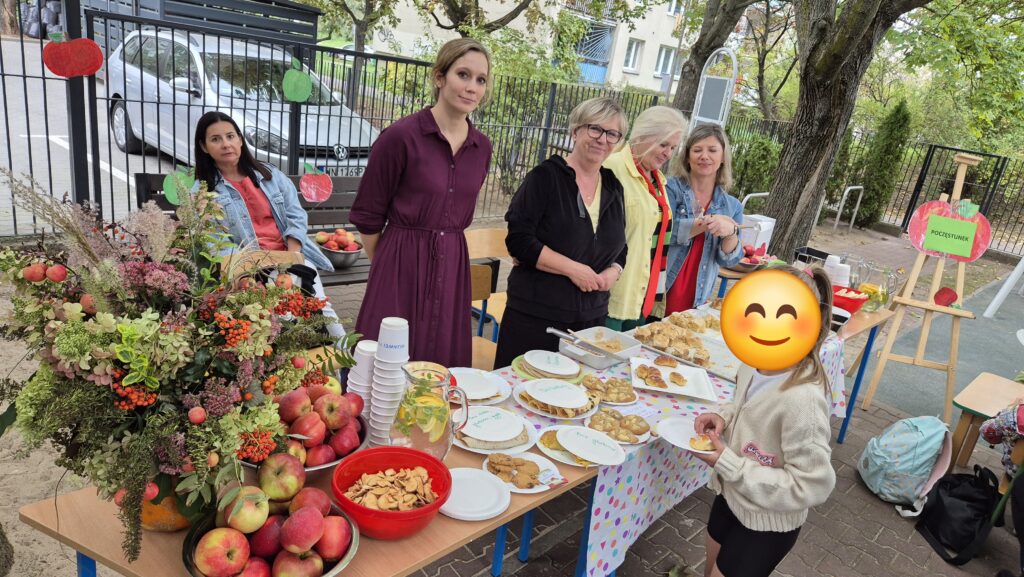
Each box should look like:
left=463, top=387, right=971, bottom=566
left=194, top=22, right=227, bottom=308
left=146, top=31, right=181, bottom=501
left=368, top=317, right=411, bottom=446
left=346, top=340, right=376, bottom=418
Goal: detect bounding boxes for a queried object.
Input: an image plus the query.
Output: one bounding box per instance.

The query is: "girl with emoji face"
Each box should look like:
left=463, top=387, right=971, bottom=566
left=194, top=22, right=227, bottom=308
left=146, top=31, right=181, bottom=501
left=350, top=39, right=493, bottom=367
left=691, top=264, right=837, bottom=577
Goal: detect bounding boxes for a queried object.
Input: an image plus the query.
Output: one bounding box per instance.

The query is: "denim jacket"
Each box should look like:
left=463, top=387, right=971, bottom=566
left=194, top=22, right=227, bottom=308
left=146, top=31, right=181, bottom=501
left=199, top=164, right=333, bottom=272
left=665, top=177, right=743, bottom=307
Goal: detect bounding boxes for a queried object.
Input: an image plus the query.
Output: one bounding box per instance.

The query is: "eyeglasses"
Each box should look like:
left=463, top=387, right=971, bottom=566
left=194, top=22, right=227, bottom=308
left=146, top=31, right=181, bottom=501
left=584, top=124, right=623, bottom=144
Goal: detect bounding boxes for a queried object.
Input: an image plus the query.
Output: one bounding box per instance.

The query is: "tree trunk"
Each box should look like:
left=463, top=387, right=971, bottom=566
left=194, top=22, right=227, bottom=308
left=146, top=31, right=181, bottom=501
left=347, top=19, right=370, bottom=110
left=671, top=0, right=754, bottom=114
left=2, top=0, right=18, bottom=36
left=0, top=521, right=11, bottom=577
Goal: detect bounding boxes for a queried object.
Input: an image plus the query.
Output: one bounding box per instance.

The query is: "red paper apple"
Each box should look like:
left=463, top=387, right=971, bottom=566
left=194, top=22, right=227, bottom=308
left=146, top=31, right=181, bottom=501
left=43, top=35, right=103, bottom=78
left=299, top=163, right=332, bottom=203
left=907, top=200, right=991, bottom=262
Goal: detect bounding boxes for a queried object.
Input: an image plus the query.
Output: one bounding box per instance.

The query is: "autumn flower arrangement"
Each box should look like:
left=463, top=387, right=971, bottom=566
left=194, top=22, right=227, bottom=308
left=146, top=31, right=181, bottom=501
left=0, top=170, right=356, bottom=560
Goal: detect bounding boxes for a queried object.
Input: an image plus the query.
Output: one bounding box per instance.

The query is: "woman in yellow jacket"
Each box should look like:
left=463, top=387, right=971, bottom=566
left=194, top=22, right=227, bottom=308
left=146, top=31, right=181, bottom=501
left=603, top=106, right=688, bottom=331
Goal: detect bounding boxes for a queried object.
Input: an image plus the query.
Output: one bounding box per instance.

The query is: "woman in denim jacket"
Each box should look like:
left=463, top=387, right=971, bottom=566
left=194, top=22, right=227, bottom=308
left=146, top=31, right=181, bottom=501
left=192, top=111, right=345, bottom=340
left=664, top=124, right=744, bottom=313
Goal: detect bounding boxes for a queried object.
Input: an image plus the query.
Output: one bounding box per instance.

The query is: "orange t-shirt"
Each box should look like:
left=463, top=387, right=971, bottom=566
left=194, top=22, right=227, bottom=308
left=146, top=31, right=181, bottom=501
left=228, top=177, right=288, bottom=251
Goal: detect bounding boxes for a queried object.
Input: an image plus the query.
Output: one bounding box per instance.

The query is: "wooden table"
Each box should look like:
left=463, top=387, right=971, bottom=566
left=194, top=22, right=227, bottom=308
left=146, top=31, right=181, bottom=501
left=949, top=372, right=1024, bottom=470
left=20, top=447, right=596, bottom=577
left=835, top=308, right=896, bottom=444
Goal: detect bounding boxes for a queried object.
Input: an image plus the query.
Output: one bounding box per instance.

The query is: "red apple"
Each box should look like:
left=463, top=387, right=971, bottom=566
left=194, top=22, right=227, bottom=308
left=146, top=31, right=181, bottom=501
left=331, top=234, right=346, bottom=246
left=236, top=556, right=271, bottom=577
left=45, top=264, right=67, bottom=282
left=289, top=412, right=326, bottom=448
left=21, top=263, right=47, bottom=283
left=113, top=488, right=127, bottom=507
left=323, top=240, right=340, bottom=251
left=194, top=527, right=250, bottom=577
left=80, top=293, right=97, bottom=315
left=277, top=389, right=311, bottom=424
left=288, top=487, right=332, bottom=517
left=143, top=481, right=159, bottom=502
left=224, top=486, right=270, bottom=534
left=314, top=231, right=330, bottom=245
left=303, top=444, right=336, bottom=467
left=327, top=427, right=360, bottom=458
left=248, top=515, right=285, bottom=559
left=272, top=550, right=323, bottom=577
left=275, top=275, right=294, bottom=290
left=257, top=453, right=306, bottom=502
left=285, top=439, right=307, bottom=465
left=343, top=243, right=360, bottom=252
left=342, top=392, right=364, bottom=416
left=313, top=393, right=351, bottom=430
left=306, top=385, right=333, bottom=404
left=189, top=406, right=207, bottom=425
left=280, top=507, right=324, bottom=554
left=323, top=376, right=342, bottom=396
left=343, top=416, right=362, bottom=435
left=314, top=516, right=352, bottom=562
left=291, top=356, right=306, bottom=370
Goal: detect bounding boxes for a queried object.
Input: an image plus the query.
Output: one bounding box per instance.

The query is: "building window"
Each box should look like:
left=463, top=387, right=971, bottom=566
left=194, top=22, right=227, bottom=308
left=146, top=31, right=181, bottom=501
left=655, top=46, right=676, bottom=76
left=623, top=39, right=642, bottom=72
left=666, top=0, right=684, bottom=15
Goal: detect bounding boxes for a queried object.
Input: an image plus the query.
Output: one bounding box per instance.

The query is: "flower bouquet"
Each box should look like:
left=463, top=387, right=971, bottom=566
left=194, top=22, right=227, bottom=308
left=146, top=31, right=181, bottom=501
left=0, top=170, right=357, bottom=561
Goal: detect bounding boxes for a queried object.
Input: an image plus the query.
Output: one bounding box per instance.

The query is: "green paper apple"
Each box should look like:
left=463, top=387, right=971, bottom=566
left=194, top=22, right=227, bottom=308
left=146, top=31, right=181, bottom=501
left=162, top=170, right=195, bottom=206
left=283, top=58, right=313, bottom=103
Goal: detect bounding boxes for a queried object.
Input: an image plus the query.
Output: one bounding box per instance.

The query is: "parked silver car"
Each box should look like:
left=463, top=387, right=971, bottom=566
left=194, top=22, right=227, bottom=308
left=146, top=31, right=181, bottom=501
left=105, top=29, right=378, bottom=176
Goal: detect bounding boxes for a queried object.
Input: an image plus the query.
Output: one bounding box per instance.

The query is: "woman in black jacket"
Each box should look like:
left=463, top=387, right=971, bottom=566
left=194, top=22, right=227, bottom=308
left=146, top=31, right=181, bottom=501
left=495, top=97, right=629, bottom=368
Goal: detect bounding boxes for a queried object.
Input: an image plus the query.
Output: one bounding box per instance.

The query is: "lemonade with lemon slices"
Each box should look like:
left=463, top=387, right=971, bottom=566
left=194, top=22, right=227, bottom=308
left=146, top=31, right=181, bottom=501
left=389, top=362, right=467, bottom=460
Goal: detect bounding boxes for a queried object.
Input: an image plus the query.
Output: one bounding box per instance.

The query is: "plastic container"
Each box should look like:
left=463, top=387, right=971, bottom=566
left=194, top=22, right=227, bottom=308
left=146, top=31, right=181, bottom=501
left=832, top=286, right=869, bottom=314
left=331, top=447, right=452, bottom=540
left=558, top=326, right=641, bottom=370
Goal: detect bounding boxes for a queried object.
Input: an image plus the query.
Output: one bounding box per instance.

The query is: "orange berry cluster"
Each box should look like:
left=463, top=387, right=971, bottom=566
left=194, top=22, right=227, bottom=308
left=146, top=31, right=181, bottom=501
left=301, top=368, right=328, bottom=388
left=273, top=292, right=326, bottom=319
left=261, top=375, right=279, bottom=395
left=214, top=312, right=251, bottom=347
left=236, top=429, right=276, bottom=462
left=111, top=380, right=157, bottom=410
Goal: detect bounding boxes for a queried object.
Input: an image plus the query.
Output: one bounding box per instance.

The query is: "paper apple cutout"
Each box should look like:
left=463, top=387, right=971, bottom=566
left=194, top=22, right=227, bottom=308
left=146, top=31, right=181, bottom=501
left=283, top=58, right=313, bottom=103
left=299, top=163, right=332, bottom=203
left=43, top=34, right=103, bottom=78
left=162, top=170, right=195, bottom=206
left=907, top=200, right=990, bottom=262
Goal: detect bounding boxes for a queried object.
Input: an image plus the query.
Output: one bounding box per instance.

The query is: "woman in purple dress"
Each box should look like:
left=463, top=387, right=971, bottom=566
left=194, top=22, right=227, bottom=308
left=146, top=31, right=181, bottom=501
left=350, top=38, right=493, bottom=367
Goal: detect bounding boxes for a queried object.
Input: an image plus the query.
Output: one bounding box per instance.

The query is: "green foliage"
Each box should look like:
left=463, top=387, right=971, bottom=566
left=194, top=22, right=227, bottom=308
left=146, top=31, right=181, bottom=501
left=729, top=133, right=783, bottom=208
left=855, top=100, right=912, bottom=227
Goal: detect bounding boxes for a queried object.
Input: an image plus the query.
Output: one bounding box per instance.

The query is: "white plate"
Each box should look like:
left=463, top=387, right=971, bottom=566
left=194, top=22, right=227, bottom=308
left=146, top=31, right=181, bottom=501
left=656, top=416, right=716, bottom=454
left=513, top=382, right=599, bottom=421
left=449, top=368, right=511, bottom=405
left=583, top=414, right=651, bottom=445
left=440, top=468, right=512, bottom=521
left=555, top=426, right=625, bottom=466
left=452, top=415, right=539, bottom=456
left=525, top=379, right=588, bottom=409
left=481, top=452, right=567, bottom=494
left=629, top=357, right=718, bottom=402
left=454, top=406, right=524, bottom=442
left=523, top=350, right=580, bottom=377
left=535, top=426, right=600, bottom=468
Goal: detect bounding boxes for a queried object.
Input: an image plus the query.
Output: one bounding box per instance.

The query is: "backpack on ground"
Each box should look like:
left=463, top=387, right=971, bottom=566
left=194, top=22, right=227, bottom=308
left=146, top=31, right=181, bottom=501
left=857, top=416, right=951, bottom=512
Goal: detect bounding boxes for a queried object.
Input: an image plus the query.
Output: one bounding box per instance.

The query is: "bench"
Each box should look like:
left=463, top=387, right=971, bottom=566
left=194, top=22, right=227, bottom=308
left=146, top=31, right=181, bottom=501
left=135, top=173, right=370, bottom=287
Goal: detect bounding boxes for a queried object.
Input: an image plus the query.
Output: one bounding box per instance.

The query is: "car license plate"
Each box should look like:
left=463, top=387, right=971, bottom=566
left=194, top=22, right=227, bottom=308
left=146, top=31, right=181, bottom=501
left=321, top=166, right=366, bottom=177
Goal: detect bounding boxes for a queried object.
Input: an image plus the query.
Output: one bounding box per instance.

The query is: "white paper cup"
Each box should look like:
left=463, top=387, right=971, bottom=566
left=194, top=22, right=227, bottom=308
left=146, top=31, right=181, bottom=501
left=376, top=317, right=410, bottom=362
left=355, top=339, right=378, bottom=359
left=372, top=376, right=406, bottom=388
left=373, top=358, right=409, bottom=371
left=347, top=371, right=371, bottom=387
left=370, top=399, right=401, bottom=412
left=372, top=390, right=405, bottom=402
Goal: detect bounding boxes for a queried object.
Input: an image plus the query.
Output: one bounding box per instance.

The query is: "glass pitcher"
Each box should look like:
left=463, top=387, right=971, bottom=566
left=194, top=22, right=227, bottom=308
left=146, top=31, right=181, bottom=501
left=857, top=263, right=898, bottom=312
left=389, top=362, right=468, bottom=460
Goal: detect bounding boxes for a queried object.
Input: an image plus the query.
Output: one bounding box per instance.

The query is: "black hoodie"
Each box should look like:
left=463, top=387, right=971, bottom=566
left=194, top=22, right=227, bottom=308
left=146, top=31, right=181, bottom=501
left=504, top=155, right=628, bottom=323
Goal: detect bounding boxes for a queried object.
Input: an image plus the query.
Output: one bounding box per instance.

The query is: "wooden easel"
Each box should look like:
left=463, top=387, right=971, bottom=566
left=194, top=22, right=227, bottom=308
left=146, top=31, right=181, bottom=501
left=859, top=153, right=981, bottom=423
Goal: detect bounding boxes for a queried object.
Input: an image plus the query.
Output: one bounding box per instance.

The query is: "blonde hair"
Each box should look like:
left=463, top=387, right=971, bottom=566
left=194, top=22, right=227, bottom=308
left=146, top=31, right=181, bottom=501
left=431, top=38, right=492, bottom=106
left=568, top=97, right=628, bottom=151
left=669, top=123, right=734, bottom=190
left=628, top=106, right=688, bottom=162
left=769, top=264, right=834, bottom=392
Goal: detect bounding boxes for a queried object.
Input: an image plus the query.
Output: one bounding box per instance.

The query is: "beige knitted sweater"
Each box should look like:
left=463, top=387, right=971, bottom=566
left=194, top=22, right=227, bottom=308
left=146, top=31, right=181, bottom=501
left=709, top=364, right=836, bottom=532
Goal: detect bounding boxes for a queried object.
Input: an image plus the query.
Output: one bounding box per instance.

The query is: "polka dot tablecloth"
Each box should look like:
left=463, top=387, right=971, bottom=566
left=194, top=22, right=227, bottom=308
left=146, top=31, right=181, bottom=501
left=490, top=335, right=845, bottom=577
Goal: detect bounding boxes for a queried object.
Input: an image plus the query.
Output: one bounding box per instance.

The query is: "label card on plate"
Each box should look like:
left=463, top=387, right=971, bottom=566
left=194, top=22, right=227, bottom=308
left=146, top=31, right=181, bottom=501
left=555, top=427, right=625, bottom=466
left=526, top=379, right=588, bottom=409
left=460, top=407, right=523, bottom=442
left=524, top=350, right=580, bottom=376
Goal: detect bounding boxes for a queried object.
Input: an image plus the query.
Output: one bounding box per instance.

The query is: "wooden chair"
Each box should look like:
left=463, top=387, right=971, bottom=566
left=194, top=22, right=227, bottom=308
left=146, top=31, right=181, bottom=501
left=470, top=264, right=500, bottom=342
left=472, top=337, right=497, bottom=371
left=467, top=228, right=509, bottom=339
left=949, top=372, right=1024, bottom=472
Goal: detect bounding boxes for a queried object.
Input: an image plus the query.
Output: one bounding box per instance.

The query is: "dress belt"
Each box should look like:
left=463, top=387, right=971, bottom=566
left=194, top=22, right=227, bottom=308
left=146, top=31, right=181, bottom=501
left=386, top=223, right=463, bottom=261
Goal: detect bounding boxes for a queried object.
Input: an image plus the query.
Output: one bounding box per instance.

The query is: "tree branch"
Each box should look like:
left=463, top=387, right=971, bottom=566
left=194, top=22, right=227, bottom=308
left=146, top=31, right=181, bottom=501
left=813, top=0, right=881, bottom=79
left=425, top=6, right=459, bottom=30
left=481, top=0, right=534, bottom=32
left=771, top=53, right=798, bottom=98
left=335, top=0, right=363, bottom=25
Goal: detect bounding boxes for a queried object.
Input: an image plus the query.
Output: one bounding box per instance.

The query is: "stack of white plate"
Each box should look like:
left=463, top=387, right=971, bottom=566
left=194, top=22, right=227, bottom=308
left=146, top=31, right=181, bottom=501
left=368, top=317, right=410, bottom=446
left=347, top=340, right=376, bottom=419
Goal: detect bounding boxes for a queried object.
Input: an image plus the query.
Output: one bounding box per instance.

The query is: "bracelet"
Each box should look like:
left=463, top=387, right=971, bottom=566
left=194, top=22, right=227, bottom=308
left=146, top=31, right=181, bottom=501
left=611, top=263, right=624, bottom=274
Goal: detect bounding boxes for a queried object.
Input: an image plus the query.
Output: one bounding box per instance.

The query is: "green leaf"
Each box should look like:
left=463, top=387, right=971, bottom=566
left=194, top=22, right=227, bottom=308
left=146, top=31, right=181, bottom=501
left=0, top=403, right=17, bottom=438
left=218, top=486, right=241, bottom=510
left=292, top=57, right=301, bottom=70
left=176, top=474, right=200, bottom=492
left=304, top=162, right=316, bottom=174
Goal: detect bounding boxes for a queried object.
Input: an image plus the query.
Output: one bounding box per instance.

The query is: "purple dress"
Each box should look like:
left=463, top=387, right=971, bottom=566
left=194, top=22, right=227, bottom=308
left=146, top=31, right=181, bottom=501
left=350, top=108, right=493, bottom=367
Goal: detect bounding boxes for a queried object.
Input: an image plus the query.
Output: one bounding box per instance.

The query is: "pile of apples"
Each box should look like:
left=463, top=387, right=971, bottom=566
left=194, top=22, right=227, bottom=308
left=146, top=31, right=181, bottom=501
left=739, top=243, right=777, bottom=266
left=192, top=456, right=354, bottom=577
left=314, top=229, right=360, bottom=253
left=272, top=372, right=366, bottom=468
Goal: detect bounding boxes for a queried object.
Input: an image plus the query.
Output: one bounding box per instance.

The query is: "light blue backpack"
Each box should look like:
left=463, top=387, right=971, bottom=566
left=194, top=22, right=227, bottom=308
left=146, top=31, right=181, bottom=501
left=858, top=416, right=952, bottom=512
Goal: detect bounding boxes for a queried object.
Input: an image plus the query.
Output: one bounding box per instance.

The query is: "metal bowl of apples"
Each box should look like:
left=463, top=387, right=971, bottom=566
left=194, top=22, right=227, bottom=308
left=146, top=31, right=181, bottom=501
left=183, top=502, right=360, bottom=577
left=311, top=230, right=362, bottom=269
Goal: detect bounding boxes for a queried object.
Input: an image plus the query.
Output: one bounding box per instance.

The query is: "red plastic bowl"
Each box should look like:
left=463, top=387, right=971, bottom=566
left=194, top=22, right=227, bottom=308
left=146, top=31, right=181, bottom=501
left=331, top=446, right=451, bottom=540
left=832, top=286, right=869, bottom=314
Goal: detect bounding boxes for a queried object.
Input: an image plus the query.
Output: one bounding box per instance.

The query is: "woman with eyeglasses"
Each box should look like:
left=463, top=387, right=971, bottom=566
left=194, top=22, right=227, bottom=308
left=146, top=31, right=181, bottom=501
left=602, top=106, right=687, bottom=331
left=494, top=97, right=628, bottom=368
